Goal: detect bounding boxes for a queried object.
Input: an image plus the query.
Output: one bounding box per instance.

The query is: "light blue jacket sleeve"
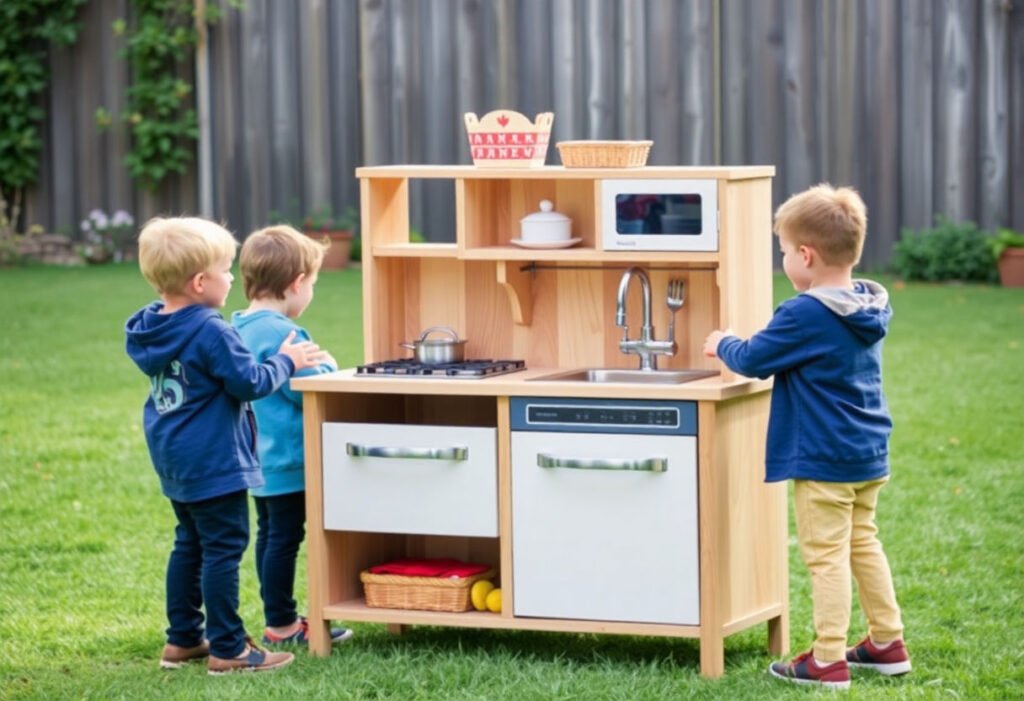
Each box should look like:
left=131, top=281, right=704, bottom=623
left=282, top=327, right=337, bottom=408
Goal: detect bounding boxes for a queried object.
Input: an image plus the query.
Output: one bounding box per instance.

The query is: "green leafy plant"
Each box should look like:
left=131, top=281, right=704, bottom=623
left=890, top=216, right=998, bottom=283
left=0, top=0, right=86, bottom=241
left=989, top=228, right=1024, bottom=260
left=97, top=0, right=236, bottom=190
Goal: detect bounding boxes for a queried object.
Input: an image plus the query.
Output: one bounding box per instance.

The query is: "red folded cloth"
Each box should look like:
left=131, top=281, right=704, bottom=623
left=368, top=557, right=491, bottom=579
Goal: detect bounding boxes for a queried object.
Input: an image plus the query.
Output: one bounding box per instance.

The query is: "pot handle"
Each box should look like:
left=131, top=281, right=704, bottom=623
left=418, top=326, right=460, bottom=342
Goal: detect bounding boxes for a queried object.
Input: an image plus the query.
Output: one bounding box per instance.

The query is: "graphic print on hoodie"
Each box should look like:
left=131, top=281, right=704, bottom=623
left=715, top=280, right=893, bottom=483
left=125, top=302, right=295, bottom=502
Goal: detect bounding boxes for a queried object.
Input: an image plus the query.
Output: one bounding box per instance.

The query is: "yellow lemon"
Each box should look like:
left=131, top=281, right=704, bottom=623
left=485, top=587, right=502, bottom=613
left=470, top=580, right=494, bottom=611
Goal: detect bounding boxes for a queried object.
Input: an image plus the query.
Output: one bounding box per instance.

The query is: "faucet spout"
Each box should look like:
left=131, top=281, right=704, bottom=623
left=615, top=266, right=674, bottom=370
left=616, top=267, right=652, bottom=331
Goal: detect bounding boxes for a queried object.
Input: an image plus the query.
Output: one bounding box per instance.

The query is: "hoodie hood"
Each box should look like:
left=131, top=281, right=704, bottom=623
left=230, top=308, right=285, bottom=332
left=125, top=302, right=221, bottom=375
left=802, top=279, right=891, bottom=344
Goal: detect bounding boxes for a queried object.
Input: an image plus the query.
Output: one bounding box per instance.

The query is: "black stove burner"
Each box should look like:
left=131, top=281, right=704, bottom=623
left=356, top=358, right=526, bottom=379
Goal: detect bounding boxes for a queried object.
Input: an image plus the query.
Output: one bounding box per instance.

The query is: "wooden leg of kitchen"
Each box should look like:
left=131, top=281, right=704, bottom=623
left=303, top=393, right=331, bottom=658
left=699, top=631, right=725, bottom=678
left=386, top=623, right=407, bottom=636
left=768, top=610, right=789, bottom=656
left=308, top=619, right=331, bottom=656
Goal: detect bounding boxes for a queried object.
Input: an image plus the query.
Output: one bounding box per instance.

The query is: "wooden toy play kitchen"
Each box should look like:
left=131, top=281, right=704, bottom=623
left=293, top=159, right=788, bottom=678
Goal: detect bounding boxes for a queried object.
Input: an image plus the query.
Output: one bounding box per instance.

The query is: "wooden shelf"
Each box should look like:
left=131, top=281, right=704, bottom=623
left=323, top=599, right=701, bottom=637
left=372, top=243, right=458, bottom=258
left=371, top=242, right=720, bottom=266
left=461, top=246, right=719, bottom=265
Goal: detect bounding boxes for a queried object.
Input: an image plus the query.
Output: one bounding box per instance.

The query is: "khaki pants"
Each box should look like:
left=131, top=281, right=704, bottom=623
left=794, top=477, right=904, bottom=662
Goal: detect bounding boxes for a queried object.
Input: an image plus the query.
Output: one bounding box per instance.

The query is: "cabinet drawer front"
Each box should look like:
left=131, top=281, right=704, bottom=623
left=511, top=431, right=699, bottom=624
left=323, top=423, right=497, bottom=537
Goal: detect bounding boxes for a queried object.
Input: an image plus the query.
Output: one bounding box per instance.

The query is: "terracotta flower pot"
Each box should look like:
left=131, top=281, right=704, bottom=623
left=997, top=247, right=1024, bottom=287
left=306, top=229, right=353, bottom=270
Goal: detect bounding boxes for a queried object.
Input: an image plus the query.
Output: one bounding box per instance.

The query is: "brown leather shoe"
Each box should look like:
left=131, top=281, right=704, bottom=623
left=207, top=636, right=294, bottom=675
left=159, top=640, right=210, bottom=669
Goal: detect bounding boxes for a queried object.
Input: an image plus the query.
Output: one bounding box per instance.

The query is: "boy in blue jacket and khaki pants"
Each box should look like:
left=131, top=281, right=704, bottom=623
left=126, top=217, right=326, bottom=674
left=705, top=184, right=911, bottom=690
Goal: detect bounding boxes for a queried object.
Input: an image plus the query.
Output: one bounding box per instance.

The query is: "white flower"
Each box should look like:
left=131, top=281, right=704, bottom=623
left=111, top=210, right=134, bottom=227
left=89, top=209, right=110, bottom=230
left=80, top=219, right=93, bottom=233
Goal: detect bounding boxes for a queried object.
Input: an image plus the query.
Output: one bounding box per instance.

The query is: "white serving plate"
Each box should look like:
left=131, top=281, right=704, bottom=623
left=510, top=237, right=582, bottom=250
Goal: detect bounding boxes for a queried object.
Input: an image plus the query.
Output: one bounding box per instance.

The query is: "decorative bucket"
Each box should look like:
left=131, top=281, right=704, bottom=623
left=464, top=110, right=554, bottom=167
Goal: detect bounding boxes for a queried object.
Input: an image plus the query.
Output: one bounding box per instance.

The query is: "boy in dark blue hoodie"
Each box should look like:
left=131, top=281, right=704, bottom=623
left=704, top=185, right=909, bottom=690
left=125, top=217, right=327, bottom=674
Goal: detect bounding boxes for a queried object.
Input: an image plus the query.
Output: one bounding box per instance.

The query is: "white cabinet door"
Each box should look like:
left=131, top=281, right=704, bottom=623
left=323, top=423, right=498, bottom=537
left=511, top=431, right=699, bottom=624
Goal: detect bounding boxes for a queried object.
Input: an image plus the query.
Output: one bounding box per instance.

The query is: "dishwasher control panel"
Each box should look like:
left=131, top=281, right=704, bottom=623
left=510, top=397, right=696, bottom=436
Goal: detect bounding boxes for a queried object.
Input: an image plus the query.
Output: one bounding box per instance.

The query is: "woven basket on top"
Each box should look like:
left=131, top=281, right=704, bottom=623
left=360, top=568, right=495, bottom=612
left=557, top=140, right=653, bottom=168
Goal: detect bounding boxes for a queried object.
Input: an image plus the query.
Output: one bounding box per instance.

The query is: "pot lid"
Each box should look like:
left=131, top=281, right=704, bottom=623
left=521, top=199, right=569, bottom=224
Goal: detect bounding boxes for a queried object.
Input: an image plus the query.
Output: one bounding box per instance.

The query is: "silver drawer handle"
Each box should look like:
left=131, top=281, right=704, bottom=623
left=346, top=442, right=468, bottom=461
left=537, top=453, right=667, bottom=473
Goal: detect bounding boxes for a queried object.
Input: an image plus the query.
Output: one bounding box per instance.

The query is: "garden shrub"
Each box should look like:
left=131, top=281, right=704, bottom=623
left=890, top=216, right=998, bottom=283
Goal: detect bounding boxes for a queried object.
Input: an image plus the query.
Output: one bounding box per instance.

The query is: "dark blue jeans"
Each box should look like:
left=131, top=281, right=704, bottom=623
left=166, top=490, right=249, bottom=659
left=254, top=491, right=306, bottom=627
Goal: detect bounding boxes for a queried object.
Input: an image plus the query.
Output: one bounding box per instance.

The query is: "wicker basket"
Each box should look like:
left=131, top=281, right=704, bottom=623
left=465, top=111, right=554, bottom=168
left=557, top=140, right=653, bottom=168
left=361, top=568, right=496, bottom=612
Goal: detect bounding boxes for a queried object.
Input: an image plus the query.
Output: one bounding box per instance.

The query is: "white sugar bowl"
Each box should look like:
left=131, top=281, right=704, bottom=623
left=520, top=200, right=572, bottom=243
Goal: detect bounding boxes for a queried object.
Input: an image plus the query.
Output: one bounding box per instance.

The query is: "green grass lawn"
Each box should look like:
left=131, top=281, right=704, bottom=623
left=1, top=264, right=1022, bottom=699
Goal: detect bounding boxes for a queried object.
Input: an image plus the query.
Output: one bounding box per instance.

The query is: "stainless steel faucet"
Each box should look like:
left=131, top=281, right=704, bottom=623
left=616, top=267, right=677, bottom=370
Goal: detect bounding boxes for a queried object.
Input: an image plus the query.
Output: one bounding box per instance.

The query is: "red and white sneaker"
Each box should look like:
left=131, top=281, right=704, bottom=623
left=846, top=637, right=912, bottom=676
left=769, top=650, right=851, bottom=690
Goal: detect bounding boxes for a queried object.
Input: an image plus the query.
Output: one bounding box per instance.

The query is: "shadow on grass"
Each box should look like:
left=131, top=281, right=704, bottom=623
left=342, top=624, right=769, bottom=672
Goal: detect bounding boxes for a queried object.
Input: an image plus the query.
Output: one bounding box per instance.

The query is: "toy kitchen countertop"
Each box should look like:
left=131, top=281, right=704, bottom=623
left=290, top=365, right=772, bottom=402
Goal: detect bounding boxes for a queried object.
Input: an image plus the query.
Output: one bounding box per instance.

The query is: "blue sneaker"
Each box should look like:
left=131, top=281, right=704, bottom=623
left=262, top=616, right=353, bottom=646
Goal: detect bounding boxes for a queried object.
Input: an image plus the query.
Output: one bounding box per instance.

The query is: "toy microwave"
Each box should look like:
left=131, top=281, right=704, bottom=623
left=600, top=179, right=719, bottom=252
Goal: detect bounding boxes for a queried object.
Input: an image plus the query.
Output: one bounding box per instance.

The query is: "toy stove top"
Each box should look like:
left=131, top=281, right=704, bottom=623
left=356, top=358, right=526, bottom=379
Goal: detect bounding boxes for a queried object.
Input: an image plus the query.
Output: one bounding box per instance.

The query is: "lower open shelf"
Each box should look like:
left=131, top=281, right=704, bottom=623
left=321, top=599, right=701, bottom=638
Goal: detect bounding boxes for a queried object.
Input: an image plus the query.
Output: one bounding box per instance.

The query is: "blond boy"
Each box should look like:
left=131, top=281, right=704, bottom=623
left=126, top=217, right=326, bottom=674
left=704, top=185, right=909, bottom=689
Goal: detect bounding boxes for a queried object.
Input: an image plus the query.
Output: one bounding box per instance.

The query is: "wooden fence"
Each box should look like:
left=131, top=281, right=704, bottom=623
left=27, top=0, right=1024, bottom=269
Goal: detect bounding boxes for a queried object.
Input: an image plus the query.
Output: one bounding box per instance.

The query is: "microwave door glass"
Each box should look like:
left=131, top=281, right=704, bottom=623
left=615, top=194, right=703, bottom=235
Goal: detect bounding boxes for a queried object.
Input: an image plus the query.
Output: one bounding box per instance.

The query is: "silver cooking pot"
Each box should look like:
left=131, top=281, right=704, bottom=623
left=399, top=326, right=468, bottom=364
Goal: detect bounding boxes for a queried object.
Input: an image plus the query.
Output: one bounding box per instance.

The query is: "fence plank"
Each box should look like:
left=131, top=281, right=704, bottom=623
left=862, top=0, right=901, bottom=265
left=583, top=0, right=615, bottom=139
left=719, top=0, right=748, bottom=166
left=899, top=0, right=935, bottom=232
left=1012, top=0, right=1024, bottom=231
left=618, top=0, right=647, bottom=141
left=781, top=0, right=818, bottom=199
left=976, top=0, right=1011, bottom=232
left=934, top=0, right=978, bottom=222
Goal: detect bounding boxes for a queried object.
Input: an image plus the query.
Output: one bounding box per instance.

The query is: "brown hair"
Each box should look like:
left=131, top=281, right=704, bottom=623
left=239, top=225, right=327, bottom=300
left=138, top=217, right=238, bottom=294
left=773, top=183, right=867, bottom=266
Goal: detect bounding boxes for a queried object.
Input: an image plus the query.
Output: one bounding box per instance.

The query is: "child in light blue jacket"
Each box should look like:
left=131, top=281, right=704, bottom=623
left=232, top=225, right=353, bottom=647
